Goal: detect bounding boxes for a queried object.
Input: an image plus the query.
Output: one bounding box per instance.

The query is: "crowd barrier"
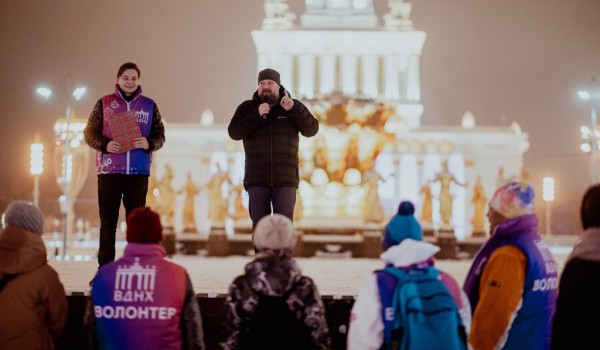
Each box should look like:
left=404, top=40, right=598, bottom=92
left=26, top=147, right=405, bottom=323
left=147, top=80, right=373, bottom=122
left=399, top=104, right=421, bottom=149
left=56, top=293, right=355, bottom=350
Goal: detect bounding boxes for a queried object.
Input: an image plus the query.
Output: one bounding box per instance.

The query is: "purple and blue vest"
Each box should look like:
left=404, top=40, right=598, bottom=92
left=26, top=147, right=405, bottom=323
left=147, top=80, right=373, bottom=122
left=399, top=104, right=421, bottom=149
left=97, top=85, right=155, bottom=175
left=91, top=243, right=186, bottom=350
left=463, top=214, right=557, bottom=350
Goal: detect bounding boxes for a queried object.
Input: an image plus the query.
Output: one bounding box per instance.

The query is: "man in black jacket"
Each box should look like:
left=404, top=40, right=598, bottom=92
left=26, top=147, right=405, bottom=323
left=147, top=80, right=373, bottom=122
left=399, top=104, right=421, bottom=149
left=228, top=68, right=319, bottom=228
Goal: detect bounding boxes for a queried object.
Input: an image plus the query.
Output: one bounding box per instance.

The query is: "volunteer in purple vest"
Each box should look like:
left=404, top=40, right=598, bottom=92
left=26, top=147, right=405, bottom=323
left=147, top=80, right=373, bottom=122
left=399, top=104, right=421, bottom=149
left=463, top=182, right=557, bottom=350
left=84, top=207, right=205, bottom=350
left=84, top=62, right=165, bottom=267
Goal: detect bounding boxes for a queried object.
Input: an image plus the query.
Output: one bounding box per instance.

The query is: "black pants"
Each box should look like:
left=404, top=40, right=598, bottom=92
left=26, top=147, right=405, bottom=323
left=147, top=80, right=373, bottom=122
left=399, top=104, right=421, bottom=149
left=97, top=174, right=148, bottom=266
left=247, top=186, right=296, bottom=229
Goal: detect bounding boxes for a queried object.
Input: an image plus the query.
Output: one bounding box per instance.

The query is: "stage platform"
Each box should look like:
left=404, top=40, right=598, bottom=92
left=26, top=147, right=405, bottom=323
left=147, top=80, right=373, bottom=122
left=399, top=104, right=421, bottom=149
left=47, top=236, right=575, bottom=350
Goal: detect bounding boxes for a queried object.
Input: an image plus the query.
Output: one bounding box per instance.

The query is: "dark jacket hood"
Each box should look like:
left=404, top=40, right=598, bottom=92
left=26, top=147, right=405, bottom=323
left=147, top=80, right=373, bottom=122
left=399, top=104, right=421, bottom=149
left=0, top=226, right=47, bottom=275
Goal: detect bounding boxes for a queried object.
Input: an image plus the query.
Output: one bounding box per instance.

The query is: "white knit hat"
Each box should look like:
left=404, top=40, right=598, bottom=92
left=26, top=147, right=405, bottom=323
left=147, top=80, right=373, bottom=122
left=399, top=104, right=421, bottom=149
left=3, top=201, right=45, bottom=235
left=253, top=214, right=296, bottom=251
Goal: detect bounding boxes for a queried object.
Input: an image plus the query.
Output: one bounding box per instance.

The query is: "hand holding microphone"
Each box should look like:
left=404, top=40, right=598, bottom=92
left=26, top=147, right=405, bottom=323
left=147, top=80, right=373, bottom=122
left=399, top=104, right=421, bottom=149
left=258, top=103, right=270, bottom=119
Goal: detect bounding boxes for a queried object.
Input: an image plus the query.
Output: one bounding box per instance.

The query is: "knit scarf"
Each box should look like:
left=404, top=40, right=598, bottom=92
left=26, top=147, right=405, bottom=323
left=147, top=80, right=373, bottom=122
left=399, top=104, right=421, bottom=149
left=567, top=227, right=600, bottom=263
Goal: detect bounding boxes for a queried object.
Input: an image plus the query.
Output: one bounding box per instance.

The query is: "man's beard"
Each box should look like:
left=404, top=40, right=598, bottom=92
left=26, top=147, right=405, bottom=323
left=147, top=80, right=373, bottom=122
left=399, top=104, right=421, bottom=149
left=259, top=91, right=278, bottom=105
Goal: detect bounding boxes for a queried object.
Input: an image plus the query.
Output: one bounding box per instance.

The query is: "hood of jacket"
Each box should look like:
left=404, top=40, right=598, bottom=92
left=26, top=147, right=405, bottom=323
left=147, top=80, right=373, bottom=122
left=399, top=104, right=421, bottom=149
left=380, top=238, right=440, bottom=268
left=0, top=225, right=47, bottom=275
left=243, top=250, right=301, bottom=297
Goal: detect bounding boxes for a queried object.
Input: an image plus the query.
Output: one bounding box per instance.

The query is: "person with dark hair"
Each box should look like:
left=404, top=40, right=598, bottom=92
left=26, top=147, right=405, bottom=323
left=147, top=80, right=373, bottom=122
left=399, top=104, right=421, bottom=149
left=0, top=202, right=68, bottom=349
left=551, top=184, right=600, bottom=349
left=347, top=201, right=470, bottom=349
left=84, top=62, right=165, bottom=267
left=228, top=68, right=319, bottom=229
left=85, top=207, right=204, bottom=350
left=463, top=182, right=557, bottom=349
left=220, top=214, right=331, bottom=350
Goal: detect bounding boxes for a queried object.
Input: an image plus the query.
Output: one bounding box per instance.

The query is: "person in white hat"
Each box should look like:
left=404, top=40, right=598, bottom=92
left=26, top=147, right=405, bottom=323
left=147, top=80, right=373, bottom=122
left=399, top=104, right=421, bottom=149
left=220, top=214, right=331, bottom=350
left=0, top=201, right=68, bottom=349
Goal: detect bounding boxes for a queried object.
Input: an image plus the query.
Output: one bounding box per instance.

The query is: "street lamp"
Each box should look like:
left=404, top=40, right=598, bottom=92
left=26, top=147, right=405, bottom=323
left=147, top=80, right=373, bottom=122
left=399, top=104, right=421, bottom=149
left=36, top=77, right=86, bottom=258
left=30, top=141, right=44, bottom=207
left=578, top=77, right=600, bottom=184
left=542, top=176, right=555, bottom=236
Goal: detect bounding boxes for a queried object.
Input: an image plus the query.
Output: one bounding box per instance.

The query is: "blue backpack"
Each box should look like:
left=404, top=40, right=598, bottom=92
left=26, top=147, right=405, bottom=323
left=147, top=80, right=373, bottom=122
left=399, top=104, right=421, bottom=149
left=376, top=266, right=467, bottom=350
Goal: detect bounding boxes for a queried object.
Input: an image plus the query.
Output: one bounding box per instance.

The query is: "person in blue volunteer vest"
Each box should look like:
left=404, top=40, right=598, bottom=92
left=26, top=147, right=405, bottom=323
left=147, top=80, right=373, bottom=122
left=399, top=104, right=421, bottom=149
left=84, top=207, right=204, bottom=350
left=463, top=181, right=557, bottom=349
left=347, top=201, right=471, bottom=350
left=84, top=62, right=165, bottom=267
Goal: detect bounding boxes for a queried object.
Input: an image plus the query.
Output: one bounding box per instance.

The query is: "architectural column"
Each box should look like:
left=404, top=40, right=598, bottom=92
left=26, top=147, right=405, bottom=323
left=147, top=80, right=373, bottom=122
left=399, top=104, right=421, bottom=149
left=319, top=54, right=336, bottom=95
left=361, top=54, right=379, bottom=99
left=383, top=55, right=400, bottom=101
left=406, top=54, right=421, bottom=102
left=399, top=153, right=418, bottom=202
left=340, top=54, right=358, bottom=95
left=298, top=54, right=316, bottom=99
left=279, top=54, right=295, bottom=96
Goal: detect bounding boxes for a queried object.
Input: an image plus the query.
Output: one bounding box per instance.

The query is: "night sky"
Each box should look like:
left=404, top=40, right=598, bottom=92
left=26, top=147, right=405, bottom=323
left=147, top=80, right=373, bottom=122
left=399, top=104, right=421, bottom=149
left=1, top=0, right=599, bottom=234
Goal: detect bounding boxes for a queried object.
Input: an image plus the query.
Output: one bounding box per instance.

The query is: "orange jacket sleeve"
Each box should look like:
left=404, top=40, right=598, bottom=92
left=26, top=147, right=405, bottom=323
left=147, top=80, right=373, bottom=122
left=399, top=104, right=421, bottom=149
left=469, top=245, right=526, bottom=350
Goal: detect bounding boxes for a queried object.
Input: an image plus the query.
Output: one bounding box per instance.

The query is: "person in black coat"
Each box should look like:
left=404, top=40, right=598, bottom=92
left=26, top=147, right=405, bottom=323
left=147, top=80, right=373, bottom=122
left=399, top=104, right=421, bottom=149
left=551, top=184, right=600, bottom=349
left=228, top=68, right=319, bottom=228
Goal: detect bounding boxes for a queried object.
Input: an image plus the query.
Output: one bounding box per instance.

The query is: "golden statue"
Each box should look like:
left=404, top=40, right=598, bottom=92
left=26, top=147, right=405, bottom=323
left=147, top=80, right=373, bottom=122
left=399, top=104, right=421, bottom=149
left=155, top=164, right=176, bottom=228
left=344, top=133, right=361, bottom=173
left=471, top=177, right=487, bottom=235
left=179, top=172, right=200, bottom=233
left=204, top=164, right=231, bottom=226
left=313, top=134, right=329, bottom=172
left=361, top=169, right=385, bottom=223
left=294, top=191, right=303, bottom=222
left=419, top=183, right=433, bottom=223
left=146, top=174, right=157, bottom=210
left=229, top=183, right=247, bottom=221
left=433, top=160, right=466, bottom=226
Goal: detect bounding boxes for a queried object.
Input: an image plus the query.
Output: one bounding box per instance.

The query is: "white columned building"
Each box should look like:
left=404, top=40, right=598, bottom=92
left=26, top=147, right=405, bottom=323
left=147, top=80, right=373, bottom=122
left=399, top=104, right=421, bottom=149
left=154, top=0, right=529, bottom=240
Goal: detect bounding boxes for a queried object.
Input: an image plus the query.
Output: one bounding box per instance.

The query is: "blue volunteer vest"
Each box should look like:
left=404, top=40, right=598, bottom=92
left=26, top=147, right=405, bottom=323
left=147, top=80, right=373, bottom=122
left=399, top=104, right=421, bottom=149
left=463, top=214, right=557, bottom=349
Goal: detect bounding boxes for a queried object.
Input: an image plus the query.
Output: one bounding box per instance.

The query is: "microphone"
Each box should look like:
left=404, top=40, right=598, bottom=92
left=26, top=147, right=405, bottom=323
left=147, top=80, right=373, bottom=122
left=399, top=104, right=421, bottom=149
left=261, top=113, right=267, bottom=120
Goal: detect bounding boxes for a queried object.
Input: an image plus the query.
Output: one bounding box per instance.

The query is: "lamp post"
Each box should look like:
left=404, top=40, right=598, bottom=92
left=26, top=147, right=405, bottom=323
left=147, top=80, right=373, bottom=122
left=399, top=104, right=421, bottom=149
left=578, top=77, right=600, bottom=184
left=30, top=141, right=44, bottom=207
left=542, top=176, right=555, bottom=236
left=36, top=78, right=86, bottom=258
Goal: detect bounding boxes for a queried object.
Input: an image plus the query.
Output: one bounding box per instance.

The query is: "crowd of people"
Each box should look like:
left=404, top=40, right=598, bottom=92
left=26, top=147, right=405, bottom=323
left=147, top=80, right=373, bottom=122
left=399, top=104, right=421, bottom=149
left=1, top=63, right=597, bottom=349
left=1, top=181, right=599, bottom=349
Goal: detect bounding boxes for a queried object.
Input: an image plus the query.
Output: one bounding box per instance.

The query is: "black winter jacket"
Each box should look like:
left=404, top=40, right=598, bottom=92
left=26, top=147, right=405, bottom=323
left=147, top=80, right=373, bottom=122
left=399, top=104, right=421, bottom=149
left=228, top=85, right=318, bottom=188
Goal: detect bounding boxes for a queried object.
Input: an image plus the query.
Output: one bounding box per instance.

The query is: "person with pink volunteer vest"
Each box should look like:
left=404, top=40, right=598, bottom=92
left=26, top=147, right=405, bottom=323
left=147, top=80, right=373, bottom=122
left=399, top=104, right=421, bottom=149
left=84, top=62, right=165, bottom=268
left=85, top=207, right=204, bottom=350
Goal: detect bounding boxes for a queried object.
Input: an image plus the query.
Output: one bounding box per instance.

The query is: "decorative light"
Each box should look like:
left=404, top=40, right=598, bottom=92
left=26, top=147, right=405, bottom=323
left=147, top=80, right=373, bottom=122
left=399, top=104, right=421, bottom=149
left=36, top=87, right=52, bottom=99
left=30, top=143, right=44, bottom=175
left=72, top=87, right=87, bottom=101
left=542, top=176, right=555, bottom=236
left=543, top=177, right=555, bottom=202
left=200, top=109, right=215, bottom=126
left=461, top=111, right=475, bottom=129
